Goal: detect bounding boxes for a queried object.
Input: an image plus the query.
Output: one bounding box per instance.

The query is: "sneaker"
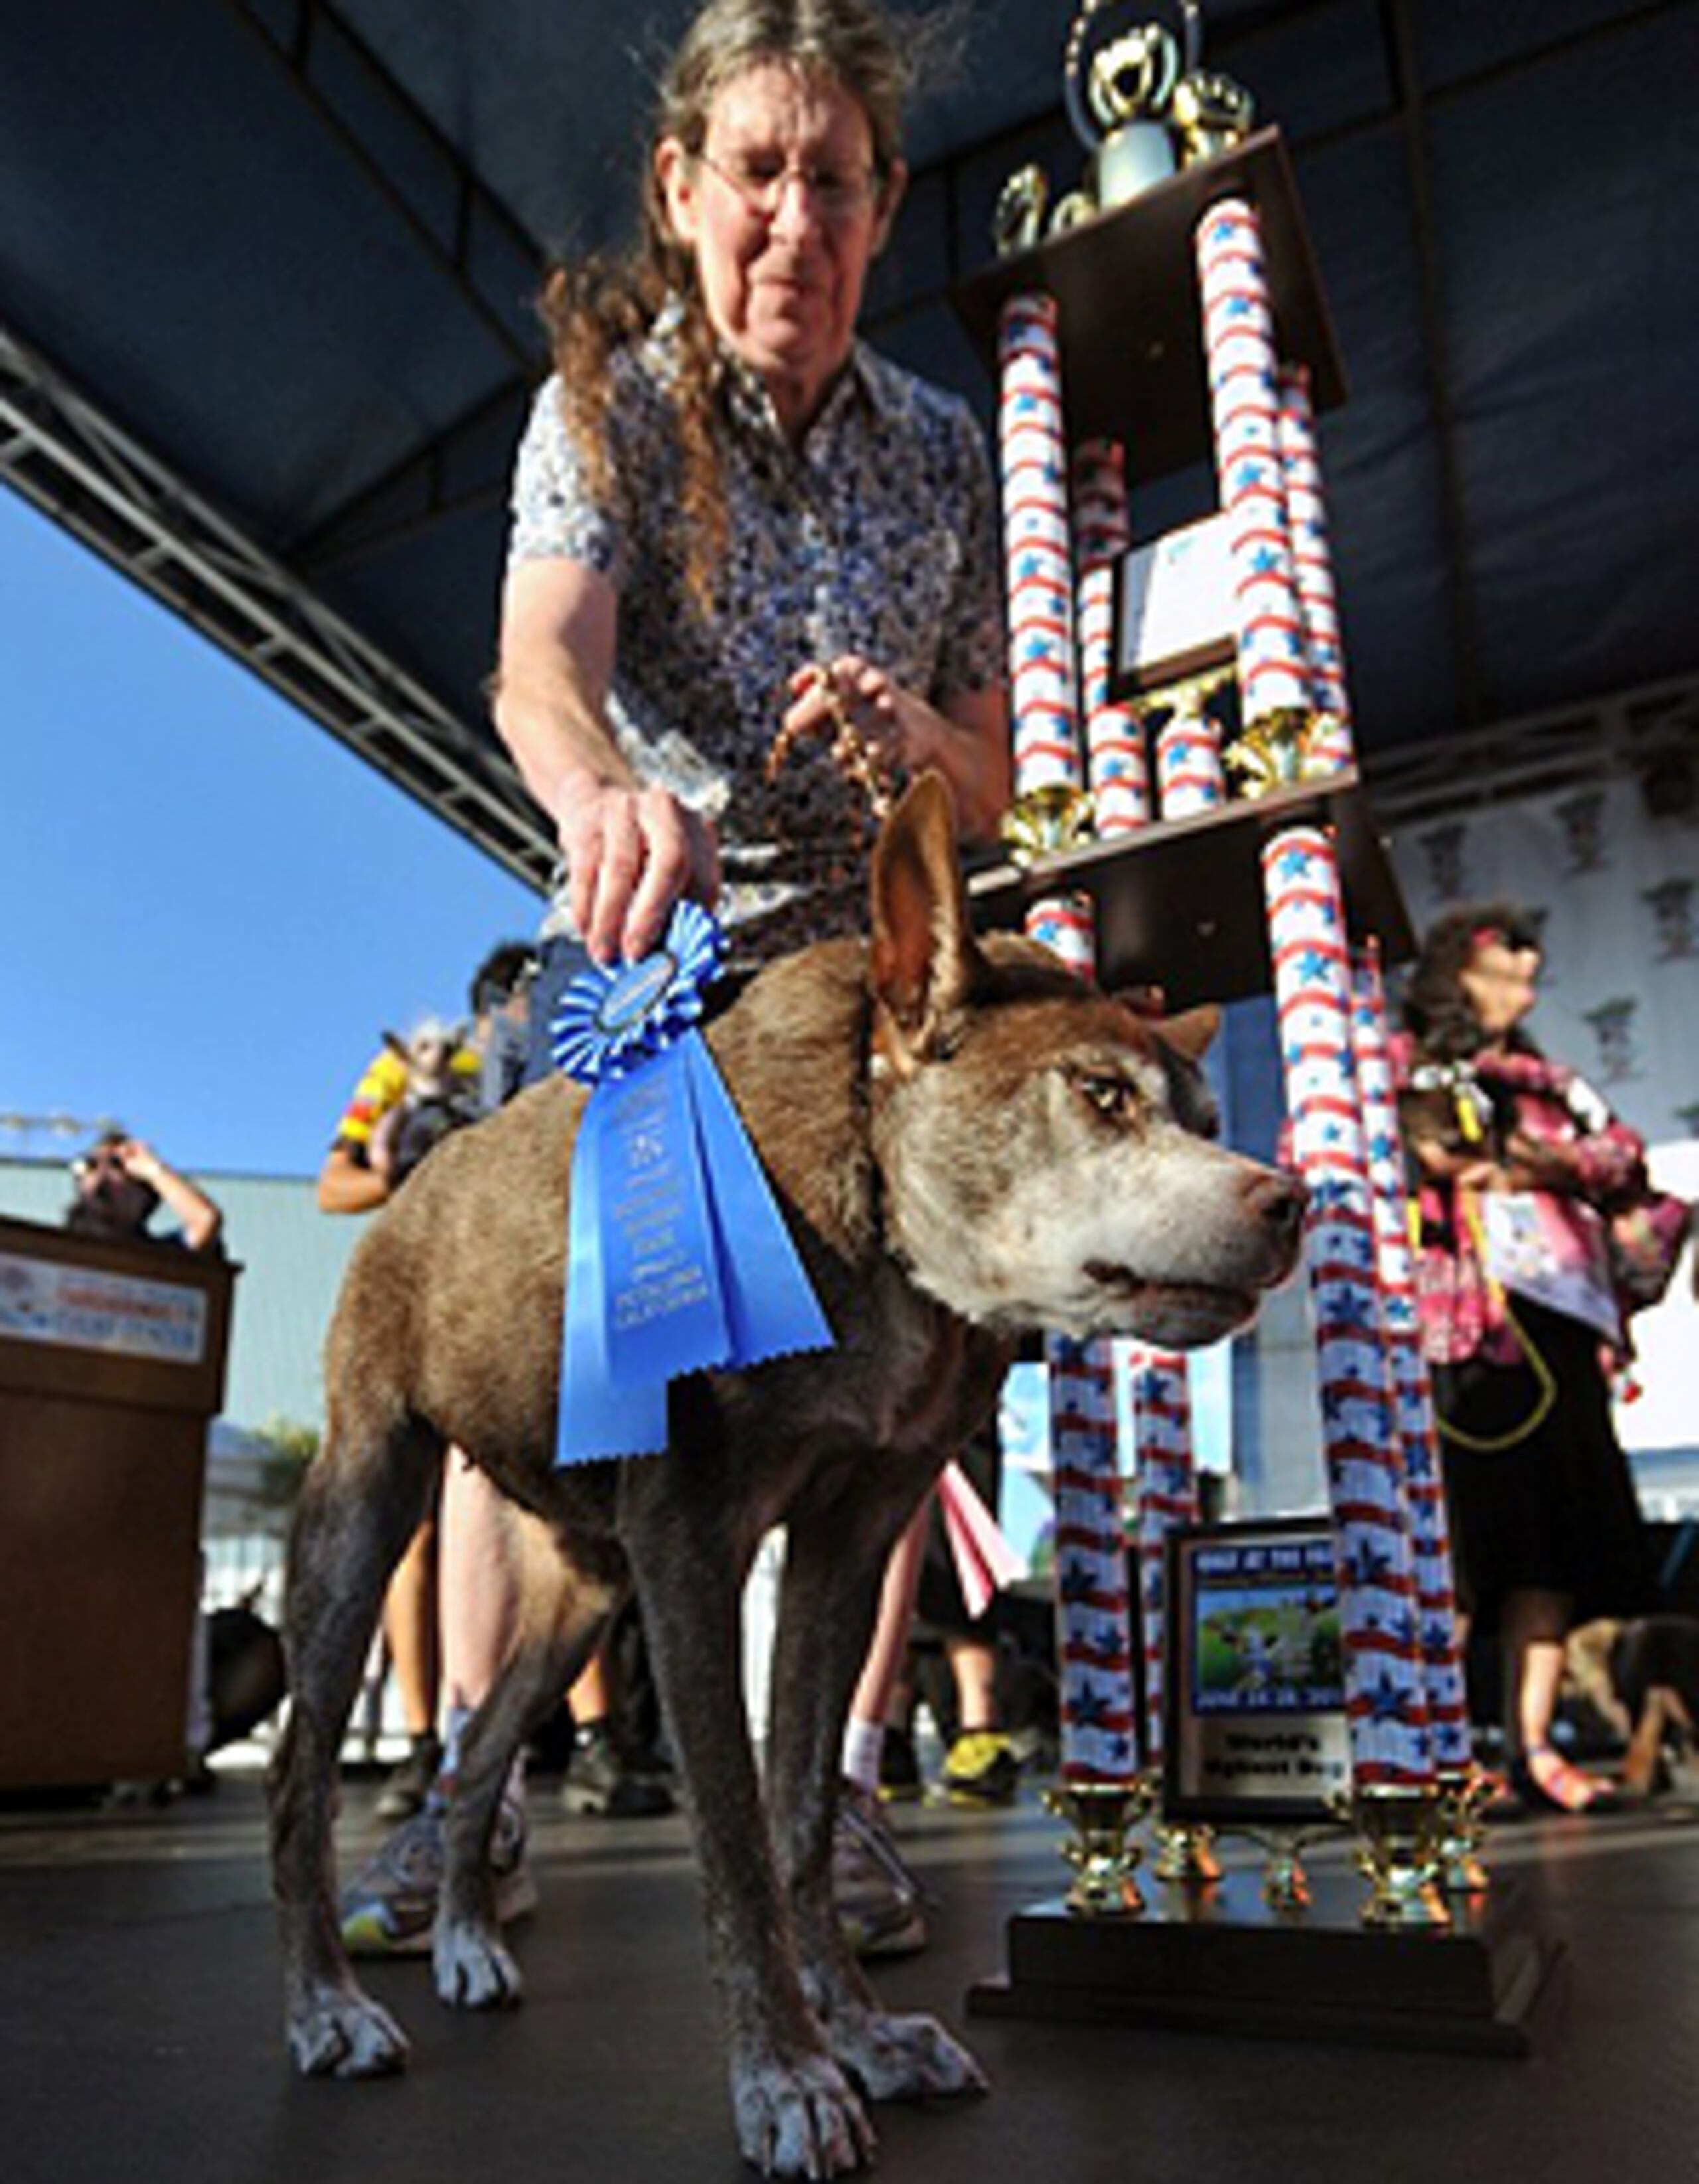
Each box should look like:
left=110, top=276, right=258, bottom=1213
left=877, top=1724, right=923, bottom=1804
left=940, top=1729, right=1020, bottom=1808
left=833, top=1781, right=929, bottom=1958
left=560, top=1724, right=676, bottom=1818
left=340, top=1791, right=536, bottom=1956
left=375, top=1732, right=442, bottom=1822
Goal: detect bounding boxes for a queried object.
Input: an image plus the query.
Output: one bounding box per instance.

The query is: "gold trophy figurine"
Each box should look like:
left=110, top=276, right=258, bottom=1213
left=1044, top=1776, right=1156, bottom=1917
left=1063, top=1, right=1190, bottom=211
left=1171, top=68, right=1256, bottom=167
left=992, top=165, right=1050, bottom=259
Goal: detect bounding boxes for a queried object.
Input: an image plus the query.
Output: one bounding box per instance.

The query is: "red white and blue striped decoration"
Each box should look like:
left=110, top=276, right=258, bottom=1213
left=1349, top=944, right=1471, bottom=1773
left=1276, top=365, right=1356, bottom=772
left=998, top=294, right=1084, bottom=799
left=1194, top=198, right=1312, bottom=727
left=1072, top=438, right=1151, bottom=834
left=1051, top=1334, right=1140, bottom=1782
left=1261, top=824, right=1434, bottom=1788
left=1132, top=1347, right=1197, bottom=1770
left=1154, top=708, right=1226, bottom=818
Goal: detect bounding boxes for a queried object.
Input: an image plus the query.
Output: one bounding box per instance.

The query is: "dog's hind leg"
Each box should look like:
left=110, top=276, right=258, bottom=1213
left=621, top=1445, right=876, bottom=2181
left=270, top=1407, right=443, bottom=2078
left=767, top=1492, right=988, bottom=2109
left=432, top=1506, right=626, bottom=2011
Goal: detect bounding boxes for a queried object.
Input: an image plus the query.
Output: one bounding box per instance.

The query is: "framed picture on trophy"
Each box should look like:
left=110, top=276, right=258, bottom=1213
left=1163, top=1515, right=1351, bottom=1826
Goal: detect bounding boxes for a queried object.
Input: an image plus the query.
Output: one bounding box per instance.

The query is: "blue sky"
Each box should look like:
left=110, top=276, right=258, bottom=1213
left=1, top=484, right=542, bottom=1180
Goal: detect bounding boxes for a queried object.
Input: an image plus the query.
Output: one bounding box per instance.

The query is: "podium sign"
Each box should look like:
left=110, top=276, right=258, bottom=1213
left=0, top=1217, right=236, bottom=1788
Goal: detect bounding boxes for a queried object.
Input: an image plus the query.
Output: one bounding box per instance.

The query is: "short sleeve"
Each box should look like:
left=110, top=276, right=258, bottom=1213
left=934, top=401, right=1005, bottom=700
left=506, top=376, right=626, bottom=586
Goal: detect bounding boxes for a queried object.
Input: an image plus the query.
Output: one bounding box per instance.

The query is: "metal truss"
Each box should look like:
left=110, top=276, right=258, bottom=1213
left=1367, top=672, right=1699, bottom=830
left=0, top=320, right=555, bottom=894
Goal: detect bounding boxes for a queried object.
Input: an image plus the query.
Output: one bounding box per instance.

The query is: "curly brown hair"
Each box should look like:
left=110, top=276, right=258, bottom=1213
left=537, top=0, right=928, bottom=611
left=1401, top=899, right=1544, bottom=1063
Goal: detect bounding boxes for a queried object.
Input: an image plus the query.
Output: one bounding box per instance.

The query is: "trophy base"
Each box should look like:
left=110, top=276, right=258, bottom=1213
left=966, top=1866, right=1564, bottom=2057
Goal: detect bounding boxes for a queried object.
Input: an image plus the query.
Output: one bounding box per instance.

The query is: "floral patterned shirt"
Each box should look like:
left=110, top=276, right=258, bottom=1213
left=506, top=324, right=1004, bottom=963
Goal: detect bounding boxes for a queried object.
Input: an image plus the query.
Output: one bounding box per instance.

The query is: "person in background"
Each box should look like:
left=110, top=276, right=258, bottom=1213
left=1398, top=903, right=1658, bottom=1814
left=66, top=1131, right=222, bottom=1253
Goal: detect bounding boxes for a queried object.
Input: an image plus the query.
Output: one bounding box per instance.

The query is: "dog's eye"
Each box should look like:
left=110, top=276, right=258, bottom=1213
left=1074, top=1073, right=1132, bottom=1119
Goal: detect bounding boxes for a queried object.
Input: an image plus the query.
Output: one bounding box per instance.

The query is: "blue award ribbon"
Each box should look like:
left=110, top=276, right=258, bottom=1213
left=551, top=901, right=834, bottom=1463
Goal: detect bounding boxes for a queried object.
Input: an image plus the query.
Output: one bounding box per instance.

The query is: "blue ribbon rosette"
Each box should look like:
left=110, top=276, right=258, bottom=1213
left=550, top=899, right=834, bottom=1463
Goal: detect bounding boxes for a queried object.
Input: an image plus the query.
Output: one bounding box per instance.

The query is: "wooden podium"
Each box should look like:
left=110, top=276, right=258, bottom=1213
left=0, top=1217, right=237, bottom=1788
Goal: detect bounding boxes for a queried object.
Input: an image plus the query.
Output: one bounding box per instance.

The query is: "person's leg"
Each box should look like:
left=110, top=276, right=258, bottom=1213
left=560, top=1637, right=674, bottom=1816
left=374, top=1510, right=441, bottom=1818
left=1507, top=1587, right=1615, bottom=1812
left=946, top=1637, right=999, bottom=1733
left=436, top=1450, right=520, bottom=1747
left=841, top=1501, right=930, bottom=1796
left=939, top=1632, right=1019, bottom=1806
left=383, top=1519, right=440, bottom=1733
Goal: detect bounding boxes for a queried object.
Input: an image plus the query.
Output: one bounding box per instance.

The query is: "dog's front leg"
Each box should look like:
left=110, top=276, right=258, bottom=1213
left=767, top=1497, right=988, bottom=2110
left=623, top=1467, right=875, bottom=2181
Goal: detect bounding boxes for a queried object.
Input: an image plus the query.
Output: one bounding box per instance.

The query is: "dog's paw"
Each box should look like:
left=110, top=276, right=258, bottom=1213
left=731, top=2051, right=876, bottom=2178
left=288, top=1986, right=411, bottom=2078
left=433, top=1920, right=524, bottom=2010
left=830, top=2010, right=988, bottom=2104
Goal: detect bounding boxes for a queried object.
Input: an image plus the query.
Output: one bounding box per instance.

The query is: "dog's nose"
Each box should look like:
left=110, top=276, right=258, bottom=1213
left=1247, top=1168, right=1308, bottom=1243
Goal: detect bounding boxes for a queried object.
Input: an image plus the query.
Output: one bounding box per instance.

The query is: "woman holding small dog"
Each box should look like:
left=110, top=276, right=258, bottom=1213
left=1398, top=906, right=1659, bottom=1814
left=344, top=0, right=1011, bottom=1954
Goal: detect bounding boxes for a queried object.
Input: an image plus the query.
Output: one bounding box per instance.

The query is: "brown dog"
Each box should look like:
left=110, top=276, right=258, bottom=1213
left=270, top=775, right=1305, bottom=2176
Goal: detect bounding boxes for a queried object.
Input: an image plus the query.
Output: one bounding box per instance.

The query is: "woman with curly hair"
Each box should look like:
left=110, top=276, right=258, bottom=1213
left=1398, top=905, right=1657, bottom=1812
left=492, top=0, right=1008, bottom=978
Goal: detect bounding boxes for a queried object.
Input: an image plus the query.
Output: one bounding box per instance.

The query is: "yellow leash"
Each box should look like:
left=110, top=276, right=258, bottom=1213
left=1420, top=1087, right=1558, bottom=1454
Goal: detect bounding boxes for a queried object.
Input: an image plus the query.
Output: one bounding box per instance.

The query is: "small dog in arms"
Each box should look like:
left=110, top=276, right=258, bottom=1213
left=270, top=774, right=1306, bottom=2177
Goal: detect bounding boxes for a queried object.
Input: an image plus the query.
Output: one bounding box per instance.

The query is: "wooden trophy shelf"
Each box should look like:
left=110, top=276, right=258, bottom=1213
left=952, top=128, right=1345, bottom=486
left=968, top=769, right=1414, bottom=1008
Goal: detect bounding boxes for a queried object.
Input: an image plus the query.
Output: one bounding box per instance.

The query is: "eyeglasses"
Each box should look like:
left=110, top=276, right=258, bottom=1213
left=694, top=148, right=881, bottom=226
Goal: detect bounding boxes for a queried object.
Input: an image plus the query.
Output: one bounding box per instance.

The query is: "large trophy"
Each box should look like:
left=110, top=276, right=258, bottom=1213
left=994, top=1, right=1254, bottom=254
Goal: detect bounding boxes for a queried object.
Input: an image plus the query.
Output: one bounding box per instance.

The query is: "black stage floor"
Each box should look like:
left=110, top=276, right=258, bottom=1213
left=3, top=1771, right=1696, bottom=2184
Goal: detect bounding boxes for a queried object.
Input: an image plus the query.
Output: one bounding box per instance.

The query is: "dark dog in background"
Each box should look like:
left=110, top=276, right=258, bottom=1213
left=1566, top=1614, right=1699, bottom=1795
left=269, top=776, right=1306, bottom=2177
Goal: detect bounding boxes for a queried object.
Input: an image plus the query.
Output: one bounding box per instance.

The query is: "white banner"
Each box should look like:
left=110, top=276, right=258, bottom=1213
left=0, top=1251, right=207, bottom=1364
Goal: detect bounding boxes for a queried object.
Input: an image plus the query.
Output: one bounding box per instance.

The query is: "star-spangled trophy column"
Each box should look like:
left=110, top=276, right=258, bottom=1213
left=996, top=290, right=1149, bottom=1914
left=1260, top=828, right=1449, bottom=1927
left=1351, top=941, right=1489, bottom=1893
left=1131, top=1348, right=1222, bottom=1883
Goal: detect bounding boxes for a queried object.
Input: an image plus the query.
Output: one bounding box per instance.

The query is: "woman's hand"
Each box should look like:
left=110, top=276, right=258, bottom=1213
left=560, top=779, right=721, bottom=966
left=781, top=655, right=1010, bottom=840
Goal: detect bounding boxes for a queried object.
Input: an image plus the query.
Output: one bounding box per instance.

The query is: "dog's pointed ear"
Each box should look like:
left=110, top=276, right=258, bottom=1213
left=1153, top=1004, right=1220, bottom=1065
left=869, top=772, right=982, bottom=1068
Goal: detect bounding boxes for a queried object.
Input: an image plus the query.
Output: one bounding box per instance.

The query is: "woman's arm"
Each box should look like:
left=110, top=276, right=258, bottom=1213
left=492, top=557, right=720, bottom=963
